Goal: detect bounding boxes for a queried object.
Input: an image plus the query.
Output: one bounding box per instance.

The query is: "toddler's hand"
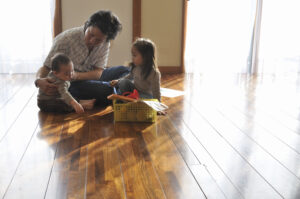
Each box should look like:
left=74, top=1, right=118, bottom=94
left=71, top=100, right=84, bottom=114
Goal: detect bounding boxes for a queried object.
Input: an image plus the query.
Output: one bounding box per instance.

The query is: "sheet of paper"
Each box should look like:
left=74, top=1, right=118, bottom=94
left=141, top=100, right=169, bottom=111
left=160, top=87, right=185, bottom=98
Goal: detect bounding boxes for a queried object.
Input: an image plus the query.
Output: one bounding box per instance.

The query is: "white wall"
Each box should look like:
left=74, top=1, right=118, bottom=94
left=141, top=0, right=183, bottom=67
left=61, top=0, right=132, bottom=67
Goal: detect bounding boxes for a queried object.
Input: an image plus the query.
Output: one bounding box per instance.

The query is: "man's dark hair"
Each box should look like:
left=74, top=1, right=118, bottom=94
left=51, top=53, right=71, bottom=72
left=84, top=10, right=122, bottom=41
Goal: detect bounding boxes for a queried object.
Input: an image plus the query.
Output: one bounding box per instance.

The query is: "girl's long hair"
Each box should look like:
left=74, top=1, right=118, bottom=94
left=130, top=38, right=158, bottom=80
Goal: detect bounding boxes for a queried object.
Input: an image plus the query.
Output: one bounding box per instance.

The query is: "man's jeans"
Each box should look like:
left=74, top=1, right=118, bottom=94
left=69, top=66, right=130, bottom=106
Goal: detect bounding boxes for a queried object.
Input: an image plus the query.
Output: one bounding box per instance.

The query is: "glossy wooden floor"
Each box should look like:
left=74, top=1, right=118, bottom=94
left=1, top=73, right=300, bottom=199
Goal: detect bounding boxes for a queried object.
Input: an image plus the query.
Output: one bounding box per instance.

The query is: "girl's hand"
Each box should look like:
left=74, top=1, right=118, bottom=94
left=36, top=78, right=58, bottom=95
left=110, top=80, right=119, bottom=87
left=157, top=111, right=167, bottom=115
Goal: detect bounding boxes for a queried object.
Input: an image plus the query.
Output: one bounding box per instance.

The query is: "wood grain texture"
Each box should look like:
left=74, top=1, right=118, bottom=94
left=4, top=113, right=64, bottom=199
left=140, top=121, right=206, bottom=199
left=114, top=122, right=167, bottom=199
left=86, top=114, right=126, bottom=199
left=0, top=75, right=38, bottom=198
left=2, top=73, right=300, bottom=198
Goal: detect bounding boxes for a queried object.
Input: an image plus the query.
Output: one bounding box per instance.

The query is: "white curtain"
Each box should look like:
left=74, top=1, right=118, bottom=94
left=257, top=0, right=300, bottom=75
left=185, top=0, right=257, bottom=74
left=0, top=0, right=54, bottom=74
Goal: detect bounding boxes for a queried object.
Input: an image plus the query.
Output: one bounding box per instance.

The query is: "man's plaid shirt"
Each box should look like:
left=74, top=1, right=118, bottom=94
left=44, top=26, right=110, bottom=72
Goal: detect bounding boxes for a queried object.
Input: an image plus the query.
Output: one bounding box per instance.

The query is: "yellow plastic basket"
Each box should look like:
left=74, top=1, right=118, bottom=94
left=113, top=99, right=157, bottom=122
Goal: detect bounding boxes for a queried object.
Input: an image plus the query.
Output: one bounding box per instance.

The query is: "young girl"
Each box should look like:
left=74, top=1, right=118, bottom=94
left=110, top=38, right=161, bottom=101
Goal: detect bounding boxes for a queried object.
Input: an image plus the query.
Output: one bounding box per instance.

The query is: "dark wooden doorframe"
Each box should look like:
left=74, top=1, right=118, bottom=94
left=181, top=0, right=188, bottom=73
left=132, top=0, right=142, bottom=41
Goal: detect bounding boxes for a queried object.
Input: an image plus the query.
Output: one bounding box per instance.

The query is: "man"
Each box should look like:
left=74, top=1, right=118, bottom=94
left=35, top=10, right=129, bottom=106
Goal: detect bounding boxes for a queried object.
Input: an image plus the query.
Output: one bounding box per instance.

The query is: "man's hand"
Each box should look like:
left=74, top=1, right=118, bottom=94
left=36, top=78, right=58, bottom=95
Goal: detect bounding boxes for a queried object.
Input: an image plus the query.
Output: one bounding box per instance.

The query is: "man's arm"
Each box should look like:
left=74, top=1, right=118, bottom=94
left=34, top=66, right=57, bottom=95
left=73, top=68, right=103, bottom=80
left=36, top=65, right=50, bottom=78
left=35, top=65, right=51, bottom=87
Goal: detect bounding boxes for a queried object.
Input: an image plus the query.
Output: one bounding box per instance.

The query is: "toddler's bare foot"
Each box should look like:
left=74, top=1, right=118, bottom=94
left=79, top=99, right=96, bottom=110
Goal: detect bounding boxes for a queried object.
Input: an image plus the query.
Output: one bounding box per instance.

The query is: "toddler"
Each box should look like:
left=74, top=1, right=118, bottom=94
left=37, top=53, right=95, bottom=113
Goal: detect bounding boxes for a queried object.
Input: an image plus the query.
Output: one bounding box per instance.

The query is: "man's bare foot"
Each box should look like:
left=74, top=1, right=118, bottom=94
left=79, top=99, right=96, bottom=110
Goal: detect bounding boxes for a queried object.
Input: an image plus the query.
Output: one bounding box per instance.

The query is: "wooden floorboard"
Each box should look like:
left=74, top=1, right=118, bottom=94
left=0, top=74, right=28, bottom=109
left=0, top=74, right=37, bottom=141
left=45, top=113, right=90, bottom=199
left=114, top=123, right=167, bottom=199
left=175, top=102, right=282, bottom=198
left=159, top=117, right=226, bottom=199
left=140, top=120, right=206, bottom=199
left=0, top=75, right=39, bottom=198
left=1, top=73, right=300, bottom=198
left=86, top=116, right=125, bottom=199
left=167, top=101, right=242, bottom=198
left=4, top=113, right=64, bottom=199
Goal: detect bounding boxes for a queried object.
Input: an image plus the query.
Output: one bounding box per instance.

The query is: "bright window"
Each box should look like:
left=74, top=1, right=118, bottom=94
left=0, top=0, right=54, bottom=73
left=258, top=0, right=300, bottom=75
left=185, top=0, right=256, bottom=74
